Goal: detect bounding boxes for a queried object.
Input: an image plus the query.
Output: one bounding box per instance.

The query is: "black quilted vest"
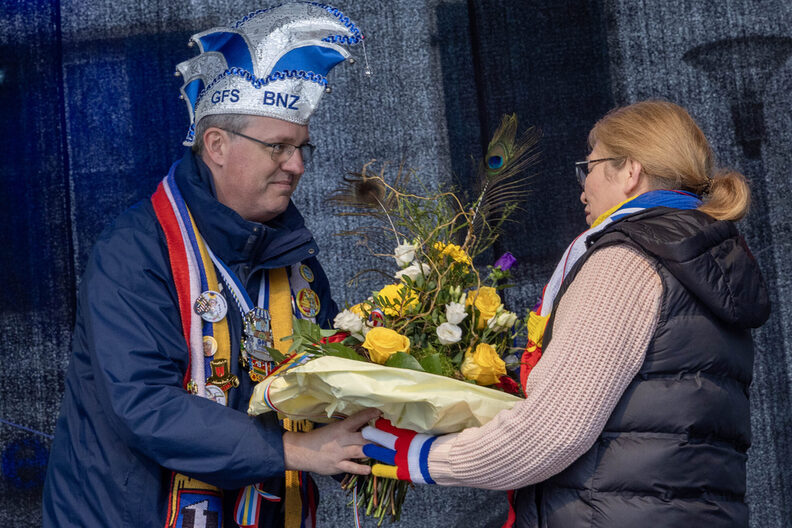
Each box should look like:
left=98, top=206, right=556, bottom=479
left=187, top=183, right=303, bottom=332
left=513, top=207, right=770, bottom=528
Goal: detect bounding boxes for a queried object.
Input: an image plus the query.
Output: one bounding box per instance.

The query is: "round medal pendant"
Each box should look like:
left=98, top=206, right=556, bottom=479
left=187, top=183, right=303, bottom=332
left=202, top=336, right=218, bottom=357
left=194, top=290, right=227, bottom=322
left=296, top=288, right=321, bottom=318
left=299, top=264, right=315, bottom=283
left=205, top=384, right=227, bottom=406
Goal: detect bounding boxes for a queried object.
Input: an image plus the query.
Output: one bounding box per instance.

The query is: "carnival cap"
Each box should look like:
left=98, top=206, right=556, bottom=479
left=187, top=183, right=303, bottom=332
left=176, top=2, right=364, bottom=146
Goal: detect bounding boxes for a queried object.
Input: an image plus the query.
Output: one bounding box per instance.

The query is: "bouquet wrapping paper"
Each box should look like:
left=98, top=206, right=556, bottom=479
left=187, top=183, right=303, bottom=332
left=249, top=355, right=522, bottom=434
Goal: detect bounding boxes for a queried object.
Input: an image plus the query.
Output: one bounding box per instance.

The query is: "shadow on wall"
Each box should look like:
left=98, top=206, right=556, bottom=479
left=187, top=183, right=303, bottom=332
left=436, top=0, right=615, bottom=312
left=685, top=35, right=792, bottom=521
left=683, top=36, right=792, bottom=159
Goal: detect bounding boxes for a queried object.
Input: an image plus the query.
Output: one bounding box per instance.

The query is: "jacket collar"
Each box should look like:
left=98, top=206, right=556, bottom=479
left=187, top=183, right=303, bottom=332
left=173, top=149, right=319, bottom=268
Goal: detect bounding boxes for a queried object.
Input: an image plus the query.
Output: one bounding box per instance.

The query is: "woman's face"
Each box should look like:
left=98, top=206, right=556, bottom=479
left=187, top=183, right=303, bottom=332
left=580, top=142, right=629, bottom=226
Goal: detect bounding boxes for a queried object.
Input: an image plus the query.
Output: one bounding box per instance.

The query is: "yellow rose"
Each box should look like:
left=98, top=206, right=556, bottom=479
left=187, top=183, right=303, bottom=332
left=433, top=241, right=472, bottom=266
left=362, top=327, right=411, bottom=364
left=460, top=343, right=506, bottom=385
left=349, top=301, right=372, bottom=318
left=376, top=284, right=419, bottom=316
left=466, top=286, right=502, bottom=328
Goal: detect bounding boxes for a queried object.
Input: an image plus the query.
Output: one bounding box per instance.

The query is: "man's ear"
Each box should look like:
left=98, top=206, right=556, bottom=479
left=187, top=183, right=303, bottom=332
left=622, top=158, right=645, bottom=196
left=202, top=127, right=228, bottom=167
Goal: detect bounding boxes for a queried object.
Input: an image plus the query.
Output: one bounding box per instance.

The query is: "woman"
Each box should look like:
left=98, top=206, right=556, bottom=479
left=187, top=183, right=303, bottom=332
left=362, top=100, right=770, bottom=527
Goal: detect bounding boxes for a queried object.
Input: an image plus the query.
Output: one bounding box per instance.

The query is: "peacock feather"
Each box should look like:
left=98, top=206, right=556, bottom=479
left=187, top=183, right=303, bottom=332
left=326, top=114, right=539, bottom=275
left=467, top=114, right=540, bottom=252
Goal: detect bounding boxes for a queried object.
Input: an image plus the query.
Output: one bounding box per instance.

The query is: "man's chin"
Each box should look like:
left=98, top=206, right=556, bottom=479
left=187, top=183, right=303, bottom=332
left=256, top=200, right=292, bottom=222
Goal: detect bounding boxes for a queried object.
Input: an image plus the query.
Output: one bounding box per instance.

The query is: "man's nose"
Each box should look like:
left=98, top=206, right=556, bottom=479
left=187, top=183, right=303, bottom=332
left=282, top=149, right=305, bottom=175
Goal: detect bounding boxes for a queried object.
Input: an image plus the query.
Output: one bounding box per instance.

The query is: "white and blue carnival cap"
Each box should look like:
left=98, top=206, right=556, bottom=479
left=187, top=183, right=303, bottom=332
left=175, top=2, right=364, bottom=146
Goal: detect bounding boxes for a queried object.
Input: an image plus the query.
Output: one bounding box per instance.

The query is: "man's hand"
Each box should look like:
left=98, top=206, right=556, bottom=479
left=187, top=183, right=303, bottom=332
left=282, top=408, right=380, bottom=475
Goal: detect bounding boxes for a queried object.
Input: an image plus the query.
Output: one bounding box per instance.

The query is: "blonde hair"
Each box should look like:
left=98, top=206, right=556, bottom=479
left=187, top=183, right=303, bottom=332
left=588, top=100, right=750, bottom=221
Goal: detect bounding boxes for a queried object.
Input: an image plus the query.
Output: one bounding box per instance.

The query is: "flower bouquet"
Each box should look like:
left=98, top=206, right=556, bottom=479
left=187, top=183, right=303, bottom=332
left=249, top=114, right=540, bottom=523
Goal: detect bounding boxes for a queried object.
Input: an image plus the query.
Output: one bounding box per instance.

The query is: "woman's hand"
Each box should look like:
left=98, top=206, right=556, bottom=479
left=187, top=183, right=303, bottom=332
left=362, top=418, right=438, bottom=484
left=282, top=408, right=380, bottom=475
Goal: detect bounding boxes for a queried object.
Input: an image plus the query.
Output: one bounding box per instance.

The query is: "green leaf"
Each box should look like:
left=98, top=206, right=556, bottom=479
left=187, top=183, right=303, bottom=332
left=385, top=352, right=425, bottom=372
left=267, top=347, right=286, bottom=364
left=288, top=338, right=303, bottom=354
left=293, top=317, right=322, bottom=342
left=418, top=353, right=445, bottom=375
left=319, top=328, right=339, bottom=337
left=324, top=343, right=367, bottom=361
left=342, top=336, right=362, bottom=347
left=452, top=350, right=464, bottom=364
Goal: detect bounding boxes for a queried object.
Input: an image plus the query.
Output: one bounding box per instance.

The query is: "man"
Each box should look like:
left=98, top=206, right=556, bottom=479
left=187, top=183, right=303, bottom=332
left=43, top=4, right=375, bottom=527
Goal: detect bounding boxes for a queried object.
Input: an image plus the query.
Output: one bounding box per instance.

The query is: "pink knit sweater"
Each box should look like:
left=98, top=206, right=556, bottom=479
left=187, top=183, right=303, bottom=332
left=427, top=245, right=662, bottom=489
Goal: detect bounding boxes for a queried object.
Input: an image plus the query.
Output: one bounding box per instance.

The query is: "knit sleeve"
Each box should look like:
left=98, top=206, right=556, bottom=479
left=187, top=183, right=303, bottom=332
left=426, top=245, right=662, bottom=489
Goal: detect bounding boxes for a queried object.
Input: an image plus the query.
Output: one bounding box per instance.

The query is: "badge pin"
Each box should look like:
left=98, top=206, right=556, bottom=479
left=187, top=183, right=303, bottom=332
left=206, top=358, right=239, bottom=403
left=299, top=264, right=315, bottom=283
left=203, top=336, right=218, bottom=357
left=194, top=290, right=228, bottom=323
left=296, top=288, right=321, bottom=318
left=205, top=384, right=227, bottom=406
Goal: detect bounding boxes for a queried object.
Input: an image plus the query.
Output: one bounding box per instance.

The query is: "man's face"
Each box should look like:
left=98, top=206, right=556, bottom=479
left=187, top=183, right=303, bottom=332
left=212, top=116, right=309, bottom=223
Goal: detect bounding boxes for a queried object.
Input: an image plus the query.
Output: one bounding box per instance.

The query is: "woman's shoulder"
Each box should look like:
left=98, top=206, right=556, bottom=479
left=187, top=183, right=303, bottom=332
left=579, top=244, right=661, bottom=291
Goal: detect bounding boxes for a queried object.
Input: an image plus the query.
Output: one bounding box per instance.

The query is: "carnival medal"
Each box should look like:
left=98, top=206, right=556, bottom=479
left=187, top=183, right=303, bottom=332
left=242, top=307, right=275, bottom=381
left=299, top=264, right=315, bottom=283
left=295, top=288, right=321, bottom=318
left=194, top=290, right=227, bottom=322
left=203, top=335, right=218, bottom=357
left=205, top=358, right=239, bottom=406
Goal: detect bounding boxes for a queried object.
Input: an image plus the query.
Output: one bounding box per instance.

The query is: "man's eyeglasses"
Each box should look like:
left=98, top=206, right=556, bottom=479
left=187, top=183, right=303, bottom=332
left=574, top=157, right=623, bottom=187
left=221, top=128, right=316, bottom=164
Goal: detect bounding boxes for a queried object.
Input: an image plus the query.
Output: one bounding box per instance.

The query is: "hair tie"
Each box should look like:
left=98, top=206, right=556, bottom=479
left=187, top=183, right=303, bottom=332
left=702, top=177, right=713, bottom=196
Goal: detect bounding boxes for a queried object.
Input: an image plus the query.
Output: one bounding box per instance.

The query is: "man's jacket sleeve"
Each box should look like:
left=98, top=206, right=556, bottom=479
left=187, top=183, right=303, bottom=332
left=77, top=219, right=285, bottom=489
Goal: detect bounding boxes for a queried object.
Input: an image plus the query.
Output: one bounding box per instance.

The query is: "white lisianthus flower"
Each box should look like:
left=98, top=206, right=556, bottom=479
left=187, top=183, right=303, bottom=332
left=445, top=302, right=468, bottom=325
left=395, top=262, right=431, bottom=281
left=394, top=242, right=418, bottom=268
left=334, top=309, right=365, bottom=340
left=487, top=310, right=518, bottom=333
left=436, top=322, right=463, bottom=345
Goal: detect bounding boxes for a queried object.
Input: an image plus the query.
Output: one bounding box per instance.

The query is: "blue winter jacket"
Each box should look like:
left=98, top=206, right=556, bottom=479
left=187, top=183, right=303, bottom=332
left=42, top=150, right=338, bottom=527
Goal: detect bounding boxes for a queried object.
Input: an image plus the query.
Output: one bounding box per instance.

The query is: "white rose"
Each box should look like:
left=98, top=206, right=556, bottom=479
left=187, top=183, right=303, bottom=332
left=445, top=302, right=468, bottom=325
left=436, top=322, right=462, bottom=345
left=395, top=262, right=431, bottom=281
left=394, top=242, right=418, bottom=268
left=487, top=311, right=518, bottom=333
left=334, top=309, right=364, bottom=336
